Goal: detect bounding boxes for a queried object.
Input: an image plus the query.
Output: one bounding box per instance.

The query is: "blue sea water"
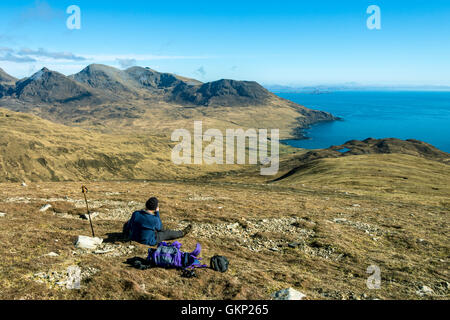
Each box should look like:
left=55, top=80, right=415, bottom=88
left=277, top=91, right=450, bottom=153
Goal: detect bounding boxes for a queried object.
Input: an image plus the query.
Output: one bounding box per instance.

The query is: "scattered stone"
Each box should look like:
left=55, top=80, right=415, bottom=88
left=352, top=204, right=361, bottom=207
left=94, top=248, right=115, bottom=254
left=270, top=247, right=280, bottom=252
left=75, top=235, right=103, bottom=250
left=191, top=217, right=314, bottom=253
left=226, top=223, right=239, bottom=231
left=80, top=212, right=99, bottom=220
left=416, top=285, right=434, bottom=296
left=0, top=212, right=6, bottom=217
left=288, top=242, right=300, bottom=248
left=272, top=288, right=306, bottom=300
left=45, top=252, right=59, bottom=257
left=39, top=204, right=52, bottom=212
left=21, top=182, right=27, bottom=187
left=31, top=266, right=99, bottom=289
left=90, top=243, right=135, bottom=257
left=188, top=195, right=214, bottom=201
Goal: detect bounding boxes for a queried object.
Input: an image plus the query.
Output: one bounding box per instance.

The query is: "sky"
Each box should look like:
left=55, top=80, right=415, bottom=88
left=0, top=0, right=449, bottom=86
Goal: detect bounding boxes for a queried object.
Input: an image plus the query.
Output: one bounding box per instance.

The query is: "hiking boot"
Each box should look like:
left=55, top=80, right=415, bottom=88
left=182, top=224, right=192, bottom=236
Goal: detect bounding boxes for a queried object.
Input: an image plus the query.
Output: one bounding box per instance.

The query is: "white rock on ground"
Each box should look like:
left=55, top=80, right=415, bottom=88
left=0, top=212, right=6, bottom=217
left=21, top=182, right=27, bottom=187
left=417, top=285, right=434, bottom=296
left=75, top=235, right=103, bottom=250
left=39, top=204, right=52, bottom=212
left=45, top=252, right=59, bottom=257
left=272, top=288, right=307, bottom=300
left=80, top=212, right=99, bottom=220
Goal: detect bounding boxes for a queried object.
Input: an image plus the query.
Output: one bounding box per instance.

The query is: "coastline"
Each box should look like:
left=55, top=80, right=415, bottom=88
left=291, top=113, right=342, bottom=141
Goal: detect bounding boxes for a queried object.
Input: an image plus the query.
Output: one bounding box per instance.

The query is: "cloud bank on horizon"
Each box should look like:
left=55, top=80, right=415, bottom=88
left=0, top=0, right=449, bottom=86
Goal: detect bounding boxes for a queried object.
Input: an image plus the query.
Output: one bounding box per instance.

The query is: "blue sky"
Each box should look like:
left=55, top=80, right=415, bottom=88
left=0, top=0, right=449, bottom=86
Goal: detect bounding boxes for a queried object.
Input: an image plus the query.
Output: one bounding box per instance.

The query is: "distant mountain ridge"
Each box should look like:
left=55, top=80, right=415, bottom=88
left=0, top=64, right=326, bottom=111
left=0, top=64, right=337, bottom=138
left=1, top=65, right=278, bottom=107
left=265, top=84, right=450, bottom=93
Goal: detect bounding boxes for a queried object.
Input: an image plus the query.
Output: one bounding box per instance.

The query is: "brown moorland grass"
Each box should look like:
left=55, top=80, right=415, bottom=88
left=0, top=171, right=448, bottom=300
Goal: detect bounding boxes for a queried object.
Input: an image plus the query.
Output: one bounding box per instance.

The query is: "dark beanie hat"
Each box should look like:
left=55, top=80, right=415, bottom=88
left=145, top=197, right=158, bottom=211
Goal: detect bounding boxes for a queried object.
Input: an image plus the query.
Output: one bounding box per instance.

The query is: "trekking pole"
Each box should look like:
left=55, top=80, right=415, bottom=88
left=81, top=185, right=95, bottom=238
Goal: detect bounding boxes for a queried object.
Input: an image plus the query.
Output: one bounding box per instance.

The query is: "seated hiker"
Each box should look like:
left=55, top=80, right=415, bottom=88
left=123, top=197, right=192, bottom=246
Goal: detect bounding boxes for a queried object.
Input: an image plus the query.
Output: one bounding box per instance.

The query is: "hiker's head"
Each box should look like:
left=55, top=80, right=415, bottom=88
left=145, top=197, right=159, bottom=211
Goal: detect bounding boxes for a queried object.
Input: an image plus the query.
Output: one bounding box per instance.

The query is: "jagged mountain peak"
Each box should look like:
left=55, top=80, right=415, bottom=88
left=0, top=67, right=18, bottom=85
left=13, top=67, right=96, bottom=104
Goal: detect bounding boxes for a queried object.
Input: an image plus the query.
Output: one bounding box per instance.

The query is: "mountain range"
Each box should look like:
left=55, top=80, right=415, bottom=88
left=0, top=65, right=336, bottom=137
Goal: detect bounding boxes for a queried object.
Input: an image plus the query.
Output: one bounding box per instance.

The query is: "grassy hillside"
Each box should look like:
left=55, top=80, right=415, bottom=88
left=0, top=108, right=256, bottom=182
left=0, top=169, right=448, bottom=299
left=271, top=153, right=450, bottom=207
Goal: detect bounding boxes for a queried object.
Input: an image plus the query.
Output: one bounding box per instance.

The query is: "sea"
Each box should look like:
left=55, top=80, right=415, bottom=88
left=276, top=91, right=450, bottom=153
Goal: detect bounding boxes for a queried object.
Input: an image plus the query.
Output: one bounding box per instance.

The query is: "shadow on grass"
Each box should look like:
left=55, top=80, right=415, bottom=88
left=124, top=256, right=153, bottom=270
left=103, top=232, right=130, bottom=243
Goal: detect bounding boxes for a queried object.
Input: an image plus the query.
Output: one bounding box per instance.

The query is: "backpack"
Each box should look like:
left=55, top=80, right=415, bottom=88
left=210, top=255, right=229, bottom=272
left=147, top=241, right=208, bottom=270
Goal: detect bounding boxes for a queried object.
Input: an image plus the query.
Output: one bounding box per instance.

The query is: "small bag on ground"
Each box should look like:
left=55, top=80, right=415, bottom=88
left=210, top=255, right=229, bottom=273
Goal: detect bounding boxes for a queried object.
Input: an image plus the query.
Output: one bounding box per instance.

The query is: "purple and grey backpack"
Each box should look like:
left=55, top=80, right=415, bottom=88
left=147, top=241, right=208, bottom=270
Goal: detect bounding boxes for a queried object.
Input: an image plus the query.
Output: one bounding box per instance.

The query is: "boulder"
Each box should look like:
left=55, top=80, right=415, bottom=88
left=75, top=235, right=103, bottom=250
left=272, top=288, right=306, bottom=300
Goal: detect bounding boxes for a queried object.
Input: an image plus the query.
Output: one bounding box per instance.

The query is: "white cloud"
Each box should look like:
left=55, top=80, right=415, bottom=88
left=17, top=48, right=86, bottom=61
left=0, top=53, right=36, bottom=63
left=116, top=58, right=137, bottom=69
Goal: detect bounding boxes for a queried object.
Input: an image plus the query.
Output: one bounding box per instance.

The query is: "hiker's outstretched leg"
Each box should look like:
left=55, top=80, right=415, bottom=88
left=156, top=225, right=192, bottom=242
left=156, top=229, right=183, bottom=242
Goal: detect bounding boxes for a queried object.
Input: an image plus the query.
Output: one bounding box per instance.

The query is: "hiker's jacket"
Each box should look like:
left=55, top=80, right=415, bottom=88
left=127, top=210, right=162, bottom=246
